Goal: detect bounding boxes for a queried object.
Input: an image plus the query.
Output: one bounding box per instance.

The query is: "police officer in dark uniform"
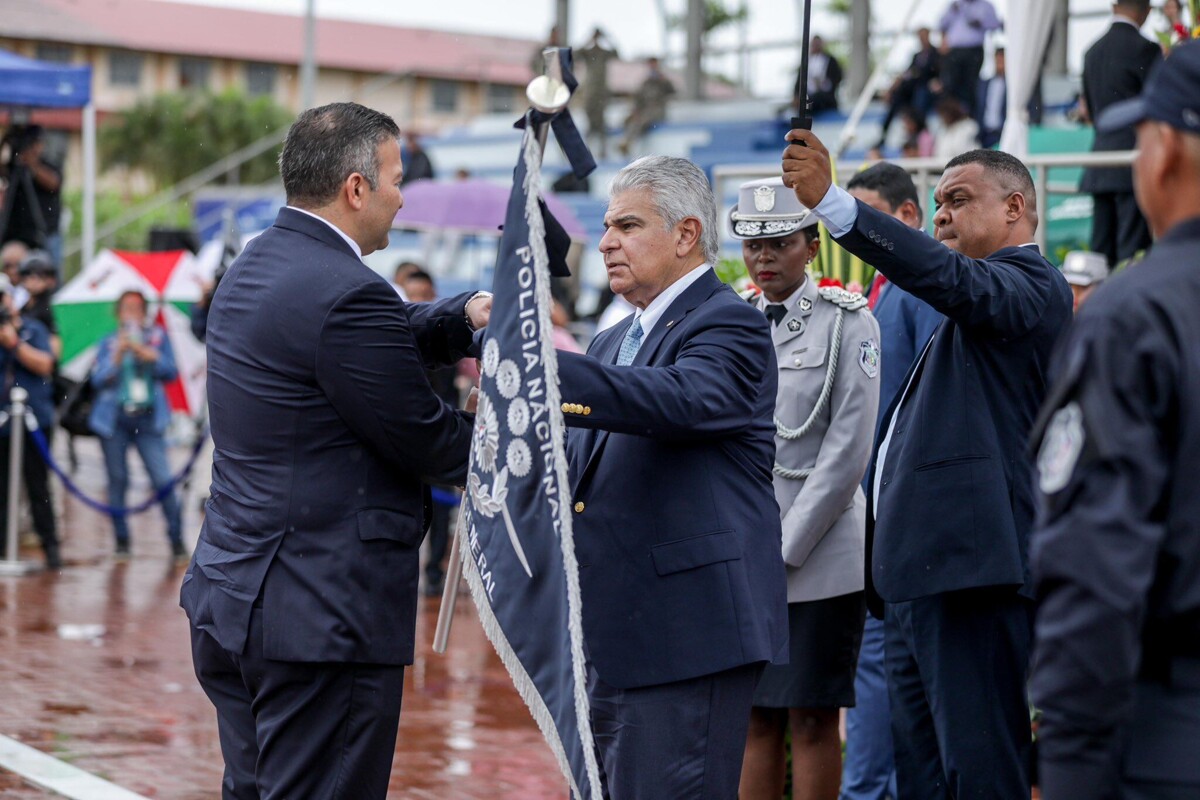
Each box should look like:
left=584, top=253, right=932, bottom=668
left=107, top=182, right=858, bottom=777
left=1030, top=41, right=1200, bottom=800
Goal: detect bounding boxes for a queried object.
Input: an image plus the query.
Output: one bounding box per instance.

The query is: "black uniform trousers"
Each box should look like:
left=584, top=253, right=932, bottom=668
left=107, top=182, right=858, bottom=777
left=941, top=46, right=985, bottom=112
left=884, top=587, right=1033, bottom=800
left=0, top=428, right=58, bottom=559
left=190, top=606, right=405, bottom=800
left=1090, top=191, right=1153, bottom=267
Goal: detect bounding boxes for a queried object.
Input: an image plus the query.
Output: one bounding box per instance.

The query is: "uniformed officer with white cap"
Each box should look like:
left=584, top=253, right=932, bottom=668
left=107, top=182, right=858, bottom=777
left=1060, top=250, right=1109, bottom=311
left=731, top=177, right=881, bottom=800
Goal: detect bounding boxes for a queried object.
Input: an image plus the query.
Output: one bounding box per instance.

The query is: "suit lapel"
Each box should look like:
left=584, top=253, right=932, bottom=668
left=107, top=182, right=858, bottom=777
left=630, top=269, right=721, bottom=367
left=571, top=320, right=629, bottom=493
left=574, top=270, right=721, bottom=496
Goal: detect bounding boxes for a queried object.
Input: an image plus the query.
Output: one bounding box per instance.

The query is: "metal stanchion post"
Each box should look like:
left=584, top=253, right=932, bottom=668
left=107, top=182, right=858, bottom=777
left=0, top=388, right=38, bottom=576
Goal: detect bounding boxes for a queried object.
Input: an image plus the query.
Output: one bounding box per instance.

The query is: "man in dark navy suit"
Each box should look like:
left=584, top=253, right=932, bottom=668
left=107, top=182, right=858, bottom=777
left=180, top=103, right=491, bottom=800
left=783, top=135, right=1072, bottom=798
left=553, top=155, right=789, bottom=799
left=1080, top=0, right=1161, bottom=266
left=1031, top=41, right=1200, bottom=800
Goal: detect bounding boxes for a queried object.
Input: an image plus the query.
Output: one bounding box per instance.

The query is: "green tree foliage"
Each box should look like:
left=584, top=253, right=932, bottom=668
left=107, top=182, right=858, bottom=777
left=668, top=0, right=749, bottom=35
left=100, top=89, right=292, bottom=188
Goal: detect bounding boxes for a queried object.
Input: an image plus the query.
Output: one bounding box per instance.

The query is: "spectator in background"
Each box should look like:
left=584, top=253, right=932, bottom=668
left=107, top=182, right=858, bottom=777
left=550, top=298, right=583, bottom=354
left=402, top=268, right=461, bottom=597
left=0, top=274, right=60, bottom=569
left=938, top=0, right=1002, bottom=113
left=878, top=28, right=941, bottom=147
left=400, top=131, right=435, bottom=185
left=1060, top=250, right=1109, bottom=311
left=933, top=96, right=980, bottom=160
left=901, top=107, right=936, bottom=157
left=976, top=47, right=1007, bottom=148
left=577, top=28, right=619, bottom=159
left=17, top=250, right=61, bottom=360
left=1080, top=0, right=1160, bottom=267
left=0, top=125, right=63, bottom=275
left=795, top=36, right=844, bottom=116
left=619, top=57, right=676, bottom=155
left=392, top=260, right=421, bottom=300
left=1, top=240, right=28, bottom=290
left=89, top=290, right=186, bottom=563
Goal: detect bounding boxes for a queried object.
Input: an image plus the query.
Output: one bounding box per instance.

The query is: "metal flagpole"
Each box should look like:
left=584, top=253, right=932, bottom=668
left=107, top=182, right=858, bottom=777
left=790, top=0, right=815, bottom=134
left=433, top=48, right=571, bottom=654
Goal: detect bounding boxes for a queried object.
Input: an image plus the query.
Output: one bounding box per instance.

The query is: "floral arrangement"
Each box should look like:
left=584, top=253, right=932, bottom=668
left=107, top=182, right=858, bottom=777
left=1158, top=0, right=1200, bottom=49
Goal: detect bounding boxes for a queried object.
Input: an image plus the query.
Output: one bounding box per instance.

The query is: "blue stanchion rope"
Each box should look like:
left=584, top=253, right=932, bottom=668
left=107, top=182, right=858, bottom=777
left=26, top=417, right=209, bottom=519
left=22, top=411, right=459, bottom=515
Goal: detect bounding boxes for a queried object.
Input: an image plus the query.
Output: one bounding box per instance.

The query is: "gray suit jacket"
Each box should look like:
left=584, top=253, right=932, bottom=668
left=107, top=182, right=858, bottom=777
left=763, top=278, right=880, bottom=603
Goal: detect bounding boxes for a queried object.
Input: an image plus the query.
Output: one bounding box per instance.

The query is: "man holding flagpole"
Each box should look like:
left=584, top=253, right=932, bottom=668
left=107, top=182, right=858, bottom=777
left=551, top=155, right=789, bottom=799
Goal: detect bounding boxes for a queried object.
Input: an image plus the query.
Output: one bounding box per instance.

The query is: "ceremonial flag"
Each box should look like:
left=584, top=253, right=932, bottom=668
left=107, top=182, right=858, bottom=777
left=459, top=52, right=602, bottom=799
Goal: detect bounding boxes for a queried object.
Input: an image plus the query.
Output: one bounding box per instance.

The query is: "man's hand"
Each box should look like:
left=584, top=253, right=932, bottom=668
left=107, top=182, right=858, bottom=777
left=0, top=324, right=18, bottom=351
left=466, top=293, right=493, bottom=331
left=465, top=387, right=480, bottom=414
left=782, top=129, right=834, bottom=210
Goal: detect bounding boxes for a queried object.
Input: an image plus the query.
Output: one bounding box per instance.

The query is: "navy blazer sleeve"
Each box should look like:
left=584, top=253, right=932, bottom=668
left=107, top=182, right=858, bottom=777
left=405, top=290, right=478, bottom=366
left=555, top=299, right=773, bottom=441
left=314, top=278, right=473, bottom=485
left=837, top=202, right=1058, bottom=339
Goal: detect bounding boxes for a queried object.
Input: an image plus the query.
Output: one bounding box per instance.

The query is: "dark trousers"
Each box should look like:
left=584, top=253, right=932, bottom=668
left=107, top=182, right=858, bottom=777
left=0, top=428, right=58, bottom=558
left=190, top=607, right=406, bottom=800
left=424, top=491, right=453, bottom=586
left=1090, top=191, right=1153, bottom=268
left=885, top=589, right=1032, bottom=800
left=587, top=660, right=763, bottom=799
left=941, top=47, right=984, bottom=112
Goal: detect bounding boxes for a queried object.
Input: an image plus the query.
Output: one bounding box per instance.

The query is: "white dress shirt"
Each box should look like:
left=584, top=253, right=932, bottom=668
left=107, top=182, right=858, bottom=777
left=631, top=263, right=712, bottom=336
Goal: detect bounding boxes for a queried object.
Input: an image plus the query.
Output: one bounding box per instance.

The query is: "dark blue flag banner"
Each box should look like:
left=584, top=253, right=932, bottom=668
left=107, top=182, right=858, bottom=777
left=460, top=51, right=602, bottom=799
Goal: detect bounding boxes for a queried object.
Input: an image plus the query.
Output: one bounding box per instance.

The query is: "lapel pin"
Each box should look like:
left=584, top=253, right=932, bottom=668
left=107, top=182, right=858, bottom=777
left=787, top=318, right=803, bottom=332
left=799, top=297, right=813, bottom=313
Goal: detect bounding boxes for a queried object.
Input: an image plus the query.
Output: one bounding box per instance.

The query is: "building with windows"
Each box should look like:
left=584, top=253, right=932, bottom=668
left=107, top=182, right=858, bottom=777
left=0, top=0, right=621, bottom=188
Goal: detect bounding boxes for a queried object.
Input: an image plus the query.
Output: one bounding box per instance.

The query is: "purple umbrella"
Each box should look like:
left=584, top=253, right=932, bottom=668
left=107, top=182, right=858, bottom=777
left=395, top=178, right=587, bottom=239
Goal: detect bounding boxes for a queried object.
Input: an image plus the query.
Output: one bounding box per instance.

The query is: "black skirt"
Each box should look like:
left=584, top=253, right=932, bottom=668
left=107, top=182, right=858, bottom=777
left=752, top=591, right=867, bottom=709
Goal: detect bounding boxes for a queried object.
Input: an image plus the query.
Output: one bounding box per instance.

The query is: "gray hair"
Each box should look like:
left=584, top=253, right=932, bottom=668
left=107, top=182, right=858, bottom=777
left=609, top=156, right=719, bottom=264
left=278, top=102, right=400, bottom=209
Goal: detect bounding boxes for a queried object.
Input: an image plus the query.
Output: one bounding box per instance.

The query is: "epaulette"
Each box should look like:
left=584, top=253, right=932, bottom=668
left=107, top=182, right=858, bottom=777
left=818, top=285, right=868, bottom=311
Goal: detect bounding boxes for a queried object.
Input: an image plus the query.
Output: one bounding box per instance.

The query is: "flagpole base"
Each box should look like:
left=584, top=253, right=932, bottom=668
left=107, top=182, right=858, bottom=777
left=433, top=508, right=467, bottom=654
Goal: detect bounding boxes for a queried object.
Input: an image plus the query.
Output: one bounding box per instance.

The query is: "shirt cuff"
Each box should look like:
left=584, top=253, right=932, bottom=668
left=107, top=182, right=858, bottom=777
left=811, top=184, right=859, bottom=239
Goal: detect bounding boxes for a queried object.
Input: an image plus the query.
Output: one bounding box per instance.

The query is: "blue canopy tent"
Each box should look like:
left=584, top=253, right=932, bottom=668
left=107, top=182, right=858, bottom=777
left=0, top=48, right=95, bottom=262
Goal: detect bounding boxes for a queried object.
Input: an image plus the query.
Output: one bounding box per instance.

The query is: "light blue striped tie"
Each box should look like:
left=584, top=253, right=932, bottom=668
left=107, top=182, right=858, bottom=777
left=616, top=316, right=644, bottom=366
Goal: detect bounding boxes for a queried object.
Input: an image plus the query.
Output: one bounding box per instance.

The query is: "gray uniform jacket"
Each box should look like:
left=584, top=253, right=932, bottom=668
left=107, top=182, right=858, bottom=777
left=761, top=277, right=881, bottom=603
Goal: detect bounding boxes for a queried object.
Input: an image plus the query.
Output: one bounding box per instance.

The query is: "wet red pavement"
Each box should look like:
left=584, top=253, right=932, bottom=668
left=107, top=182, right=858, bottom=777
left=0, top=437, right=566, bottom=798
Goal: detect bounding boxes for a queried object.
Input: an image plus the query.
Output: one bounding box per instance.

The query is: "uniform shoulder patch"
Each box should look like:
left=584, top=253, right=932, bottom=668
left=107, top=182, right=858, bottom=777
left=818, top=285, right=868, bottom=311
left=1036, top=402, right=1085, bottom=494
left=858, top=339, right=880, bottom=378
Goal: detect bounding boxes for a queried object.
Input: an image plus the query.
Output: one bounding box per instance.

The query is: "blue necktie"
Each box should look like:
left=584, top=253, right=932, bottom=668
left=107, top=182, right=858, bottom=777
left=616, top=317, right=644, bottom=366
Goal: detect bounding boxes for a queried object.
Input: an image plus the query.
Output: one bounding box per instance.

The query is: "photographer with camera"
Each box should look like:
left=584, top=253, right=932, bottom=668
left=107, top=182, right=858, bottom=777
left=89, top=290, right=185, bottom=562
left=0, top=273, right=60, bottom=569
left=0, top=126, right=63, bottom=274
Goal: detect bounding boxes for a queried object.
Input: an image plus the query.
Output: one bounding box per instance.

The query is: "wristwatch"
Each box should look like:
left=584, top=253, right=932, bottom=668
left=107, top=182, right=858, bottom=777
left=465, top=291, right=493, bottom=331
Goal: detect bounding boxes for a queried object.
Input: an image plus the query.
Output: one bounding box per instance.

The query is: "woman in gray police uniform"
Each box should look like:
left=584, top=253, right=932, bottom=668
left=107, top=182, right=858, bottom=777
left=733, top=177, right=881, bottom=800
